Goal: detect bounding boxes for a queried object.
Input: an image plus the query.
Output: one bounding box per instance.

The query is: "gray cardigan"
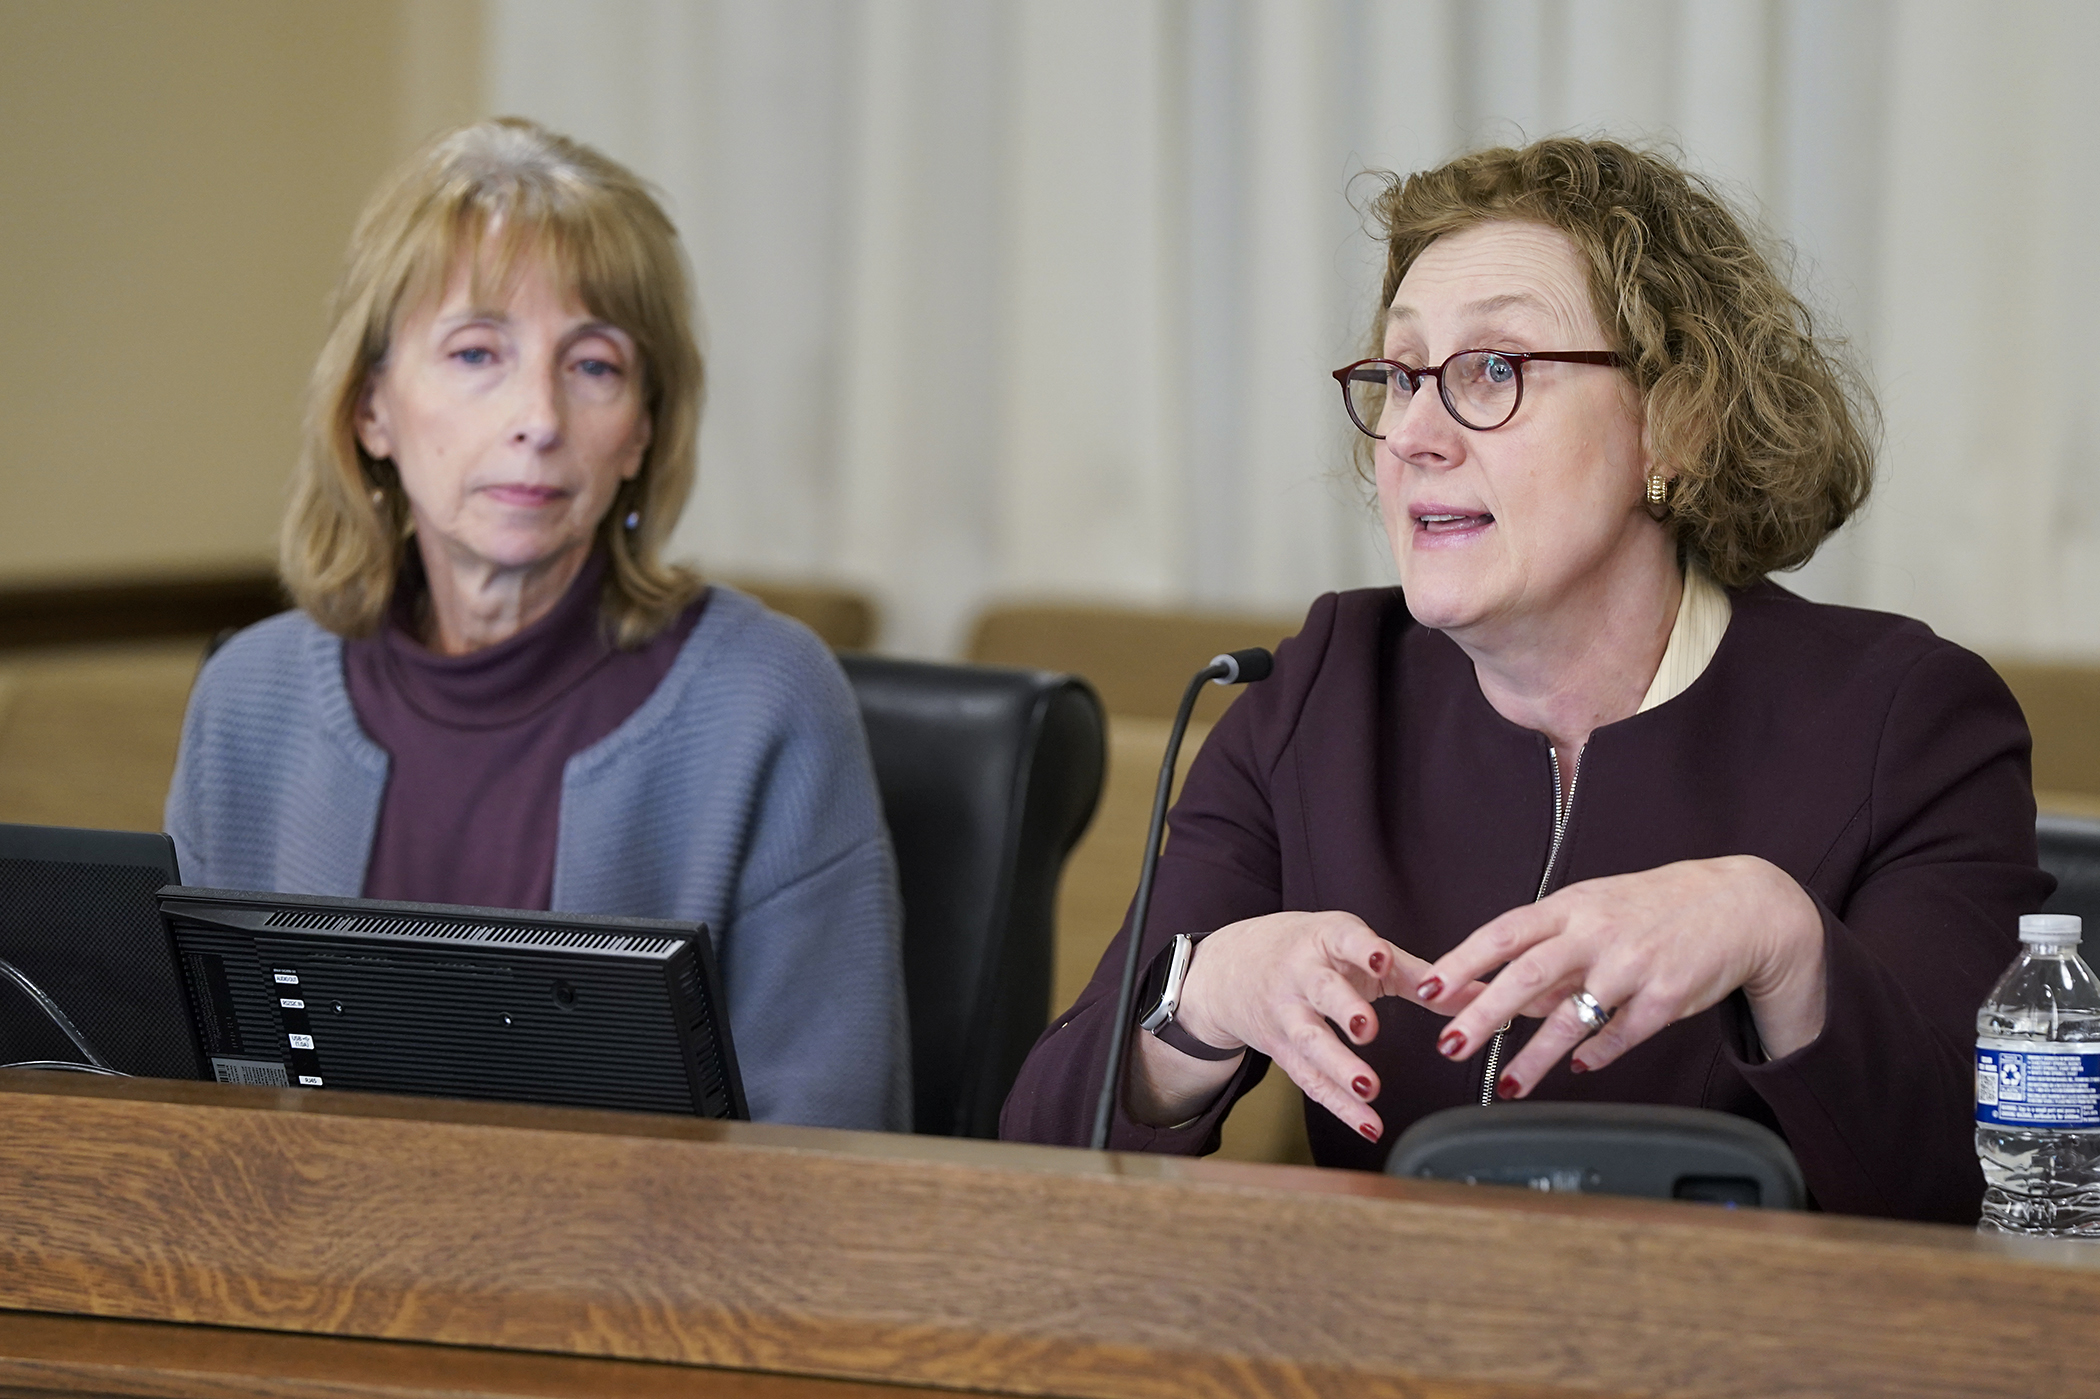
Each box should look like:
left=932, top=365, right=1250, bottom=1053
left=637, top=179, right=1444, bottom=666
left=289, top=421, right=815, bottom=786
left=165, top=585, right=912, bottom=1132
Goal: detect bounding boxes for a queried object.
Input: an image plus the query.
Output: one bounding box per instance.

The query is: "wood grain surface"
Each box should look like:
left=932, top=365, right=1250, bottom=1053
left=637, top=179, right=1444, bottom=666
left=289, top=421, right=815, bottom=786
left=0, top=1071, right=2095, bottom=1399
left=0, top=1308, right=970, bottom=1399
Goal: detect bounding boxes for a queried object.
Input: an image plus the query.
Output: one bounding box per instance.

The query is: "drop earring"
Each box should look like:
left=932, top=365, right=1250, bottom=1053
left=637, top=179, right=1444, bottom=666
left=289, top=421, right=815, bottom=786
left=624, top=510, right=641, bottom=531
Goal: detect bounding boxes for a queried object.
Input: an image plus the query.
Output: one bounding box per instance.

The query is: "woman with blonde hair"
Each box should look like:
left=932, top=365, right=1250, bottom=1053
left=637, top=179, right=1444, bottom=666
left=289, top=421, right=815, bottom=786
left=168, top=118, right=909, bottom=1132
left=1004, top=137, right=2049, bottom=1222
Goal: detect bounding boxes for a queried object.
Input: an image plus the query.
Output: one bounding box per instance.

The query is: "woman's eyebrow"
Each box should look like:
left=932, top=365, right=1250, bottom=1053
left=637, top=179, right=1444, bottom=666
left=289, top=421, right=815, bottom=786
left=563, top=319, right=633, bottom=350
left=1458, top=291, right=1553, bottom=321
left=435, top=307, right=513, bottom=330
left=431, top=311, right=629, bottom=346
left=1384, top=290, right=1556, bottom=327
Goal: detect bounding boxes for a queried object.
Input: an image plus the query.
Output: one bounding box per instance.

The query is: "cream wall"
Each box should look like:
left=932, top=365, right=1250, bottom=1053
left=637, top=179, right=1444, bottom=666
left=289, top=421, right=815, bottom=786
left=0, top=0, right=483, bottom=587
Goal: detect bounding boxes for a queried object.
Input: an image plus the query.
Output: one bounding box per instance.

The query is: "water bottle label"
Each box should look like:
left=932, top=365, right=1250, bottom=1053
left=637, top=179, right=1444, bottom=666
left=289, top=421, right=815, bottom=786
left=1976, top=1038, right=2100, bottom=1128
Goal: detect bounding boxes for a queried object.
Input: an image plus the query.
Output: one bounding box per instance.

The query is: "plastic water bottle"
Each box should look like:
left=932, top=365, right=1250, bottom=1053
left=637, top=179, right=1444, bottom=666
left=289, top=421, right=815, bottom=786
left=1976, top=913, right=2100, bottom=1235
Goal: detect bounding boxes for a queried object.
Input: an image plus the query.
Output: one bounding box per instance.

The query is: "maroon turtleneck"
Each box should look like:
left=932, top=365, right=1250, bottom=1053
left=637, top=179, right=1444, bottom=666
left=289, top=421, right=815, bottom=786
left=343, top=552, right=705, bottom=910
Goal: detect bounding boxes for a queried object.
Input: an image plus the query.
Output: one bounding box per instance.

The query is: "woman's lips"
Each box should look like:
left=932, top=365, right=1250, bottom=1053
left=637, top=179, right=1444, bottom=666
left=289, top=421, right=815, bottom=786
left=1414, top=511, right=1494, bottom=538
left=482, top=484, right=569, bottom=508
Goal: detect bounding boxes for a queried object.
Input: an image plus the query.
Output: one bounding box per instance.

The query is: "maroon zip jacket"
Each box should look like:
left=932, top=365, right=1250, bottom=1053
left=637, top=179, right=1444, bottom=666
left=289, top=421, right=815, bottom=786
left=999, top=582, right=2050, bottom=1223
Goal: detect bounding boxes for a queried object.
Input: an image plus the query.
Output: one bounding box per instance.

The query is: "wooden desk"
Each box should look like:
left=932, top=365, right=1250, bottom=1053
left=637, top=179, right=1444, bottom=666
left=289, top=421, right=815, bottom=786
left=0, top=1071, right=2093, bottom=1398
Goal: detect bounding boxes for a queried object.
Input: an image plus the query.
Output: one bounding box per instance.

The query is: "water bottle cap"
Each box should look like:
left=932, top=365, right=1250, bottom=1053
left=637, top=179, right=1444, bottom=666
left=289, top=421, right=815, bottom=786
left=2019, top=913, right=2082, bottom=944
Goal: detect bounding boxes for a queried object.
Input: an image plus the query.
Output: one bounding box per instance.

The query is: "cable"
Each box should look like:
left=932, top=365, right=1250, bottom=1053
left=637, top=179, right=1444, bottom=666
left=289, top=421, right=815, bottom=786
left=0, top=953, right=114, bottom=1072
left=1, top=1059, right=126, bottom=1076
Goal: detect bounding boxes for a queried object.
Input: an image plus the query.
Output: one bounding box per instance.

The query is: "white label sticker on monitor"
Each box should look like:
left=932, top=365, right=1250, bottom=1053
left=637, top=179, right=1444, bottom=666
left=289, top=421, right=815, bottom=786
left=210, top=1058, right=290, bottom=1088
left=279, top=997, right=304, bottom=1009
left=297, top=1075, right=323, bottom=1087
left=287, top=1033, right=314, bottom=1050
left=273, top=972, right=299, bottom=984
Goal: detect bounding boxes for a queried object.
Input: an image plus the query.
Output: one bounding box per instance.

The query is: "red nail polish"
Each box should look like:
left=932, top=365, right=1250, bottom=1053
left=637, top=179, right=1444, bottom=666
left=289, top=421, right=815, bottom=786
left=1348, top=1014, right=1368, bottom=1039
left=1569, top=1059, right=1588, bottom=1074
left=1368, top=951, right=1387, bottom=973
left=1358, top=1121, right=1381, bottom=1142
left=1416, top=976, right=1443, bottom=1000
left=1352, top=1075, right=1373, bottom=1099
left=1438, top=1030, right=1465, bottom=1057
left=1497, top=1073, right=1520, bottom=1099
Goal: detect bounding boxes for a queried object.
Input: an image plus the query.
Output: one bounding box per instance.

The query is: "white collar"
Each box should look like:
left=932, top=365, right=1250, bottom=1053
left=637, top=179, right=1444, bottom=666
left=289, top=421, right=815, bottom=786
left=1635, top=562, right=1732, bottom=715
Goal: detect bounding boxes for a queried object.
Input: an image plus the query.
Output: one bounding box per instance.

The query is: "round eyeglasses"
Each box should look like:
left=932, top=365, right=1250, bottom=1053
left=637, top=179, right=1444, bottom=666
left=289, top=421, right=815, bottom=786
left=1332, top=350, right=1622, bottom=436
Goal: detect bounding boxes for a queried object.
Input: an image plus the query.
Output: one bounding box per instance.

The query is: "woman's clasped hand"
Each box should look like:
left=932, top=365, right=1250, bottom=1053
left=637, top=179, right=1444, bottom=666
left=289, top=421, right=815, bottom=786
left=1136, top=853, right=1829, bottom=1140
left=1129, top=912, right=1482, bottom=1141
left=1416, top=856, right=1829, bottom=1098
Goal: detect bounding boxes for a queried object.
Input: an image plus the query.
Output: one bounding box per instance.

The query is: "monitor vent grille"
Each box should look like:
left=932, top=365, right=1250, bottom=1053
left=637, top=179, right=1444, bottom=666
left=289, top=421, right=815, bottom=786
left=672, top=952, right=731, bottom=1116
left=260, top=909, right=676, bottom=956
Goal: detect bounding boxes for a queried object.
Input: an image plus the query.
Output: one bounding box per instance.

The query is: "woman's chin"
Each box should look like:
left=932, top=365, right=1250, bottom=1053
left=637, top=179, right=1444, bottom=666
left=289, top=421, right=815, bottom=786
left=425, top=528, right=595, bottom=578
left=1393, top=564, right=1499, bottom=634
left=1401, top=593, right=1489, bottom=633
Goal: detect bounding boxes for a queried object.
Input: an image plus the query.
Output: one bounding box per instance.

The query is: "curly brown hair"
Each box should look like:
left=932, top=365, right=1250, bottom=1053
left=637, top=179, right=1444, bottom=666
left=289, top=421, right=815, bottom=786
left=1366, top=137, right=1876, bottom=586
left=282, top=117, right=704, bottom=647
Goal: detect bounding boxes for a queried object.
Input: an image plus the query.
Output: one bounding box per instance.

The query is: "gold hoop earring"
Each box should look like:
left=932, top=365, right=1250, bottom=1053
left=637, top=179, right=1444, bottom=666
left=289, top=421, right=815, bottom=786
left=1644, top=473, right=1671, bottom=520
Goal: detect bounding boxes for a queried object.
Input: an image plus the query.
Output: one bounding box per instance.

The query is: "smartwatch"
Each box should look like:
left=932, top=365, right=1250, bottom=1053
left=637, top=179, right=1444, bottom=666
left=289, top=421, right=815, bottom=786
left=1137, top=933, right=1245, bottom=1061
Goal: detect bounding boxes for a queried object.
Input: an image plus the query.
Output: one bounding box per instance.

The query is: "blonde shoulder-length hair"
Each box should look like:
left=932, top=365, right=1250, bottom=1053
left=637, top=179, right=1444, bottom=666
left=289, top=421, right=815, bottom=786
left=282, top=117, right=705, bottom=648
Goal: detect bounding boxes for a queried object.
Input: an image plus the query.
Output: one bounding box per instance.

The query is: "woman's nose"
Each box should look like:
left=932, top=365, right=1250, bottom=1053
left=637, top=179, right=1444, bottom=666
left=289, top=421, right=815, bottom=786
left=1383, top=379, right=1463, bottom=468
left=507, top=363, right=563, bottom=449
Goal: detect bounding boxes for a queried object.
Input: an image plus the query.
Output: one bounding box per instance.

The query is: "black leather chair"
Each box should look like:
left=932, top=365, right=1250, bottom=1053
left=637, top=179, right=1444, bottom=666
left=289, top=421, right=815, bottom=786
left=840, top=655, right=1106, bottom=1138
left=2038, top=813, right=2100, bottom=930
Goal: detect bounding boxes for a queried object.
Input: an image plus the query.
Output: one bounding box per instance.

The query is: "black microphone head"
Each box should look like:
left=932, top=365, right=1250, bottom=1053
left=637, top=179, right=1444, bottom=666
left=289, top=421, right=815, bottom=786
left=1208, top=647, right=1274, bottom=686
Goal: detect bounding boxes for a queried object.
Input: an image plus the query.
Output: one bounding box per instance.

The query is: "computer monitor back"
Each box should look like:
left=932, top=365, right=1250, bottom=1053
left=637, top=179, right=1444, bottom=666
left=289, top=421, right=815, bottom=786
left=0, top=823, right=202, bottom=1079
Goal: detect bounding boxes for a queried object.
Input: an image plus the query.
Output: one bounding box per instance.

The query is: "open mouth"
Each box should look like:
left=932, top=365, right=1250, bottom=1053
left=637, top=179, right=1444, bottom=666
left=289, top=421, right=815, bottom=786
left=1414, top=512, right=1493, bottom=535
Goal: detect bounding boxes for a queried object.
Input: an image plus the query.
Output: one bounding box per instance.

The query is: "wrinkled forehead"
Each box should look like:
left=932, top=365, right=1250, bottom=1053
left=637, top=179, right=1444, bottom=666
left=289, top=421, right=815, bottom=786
left=1385, top=221, right=1604, bottom=349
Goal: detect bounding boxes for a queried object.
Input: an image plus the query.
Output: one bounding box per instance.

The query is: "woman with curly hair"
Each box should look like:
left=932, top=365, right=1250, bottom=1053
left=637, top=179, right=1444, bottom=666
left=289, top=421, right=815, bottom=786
left=1003, top=137, right=2047, bottom=1222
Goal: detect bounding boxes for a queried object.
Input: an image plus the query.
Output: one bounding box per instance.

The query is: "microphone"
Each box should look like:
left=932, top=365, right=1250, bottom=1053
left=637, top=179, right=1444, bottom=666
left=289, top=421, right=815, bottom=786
left=1090, top=647, right=1274, bottom=1150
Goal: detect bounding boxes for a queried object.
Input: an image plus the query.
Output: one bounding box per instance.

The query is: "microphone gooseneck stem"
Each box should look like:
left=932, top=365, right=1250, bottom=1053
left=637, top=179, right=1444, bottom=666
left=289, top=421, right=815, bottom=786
left=1089, top=660, right=1225, bottom=1151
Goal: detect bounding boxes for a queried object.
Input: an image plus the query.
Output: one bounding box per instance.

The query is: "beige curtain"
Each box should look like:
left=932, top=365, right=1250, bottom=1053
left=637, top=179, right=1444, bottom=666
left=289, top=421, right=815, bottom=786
left=487, top=0, right=2099, bottom=660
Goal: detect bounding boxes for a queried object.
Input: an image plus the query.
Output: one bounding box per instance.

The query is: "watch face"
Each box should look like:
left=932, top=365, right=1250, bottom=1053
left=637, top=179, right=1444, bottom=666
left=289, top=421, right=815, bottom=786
left=1137, top=936, right=1184, bottom=1034
left=1151, top=935, right=1199, bottom=1031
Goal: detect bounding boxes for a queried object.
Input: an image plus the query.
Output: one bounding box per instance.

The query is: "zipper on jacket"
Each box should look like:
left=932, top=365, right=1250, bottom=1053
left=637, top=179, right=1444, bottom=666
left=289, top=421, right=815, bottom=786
left=1479, top=744, right=1583, bottom=1106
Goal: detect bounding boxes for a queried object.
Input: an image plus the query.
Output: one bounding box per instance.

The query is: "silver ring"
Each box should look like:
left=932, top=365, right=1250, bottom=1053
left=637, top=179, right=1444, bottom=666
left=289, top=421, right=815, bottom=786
left=1569, top=989, right=1615, bottom=1034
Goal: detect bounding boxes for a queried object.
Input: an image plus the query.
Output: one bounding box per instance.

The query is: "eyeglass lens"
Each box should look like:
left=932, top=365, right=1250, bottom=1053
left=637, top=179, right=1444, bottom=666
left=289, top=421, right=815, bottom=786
left=1345, top=352, right=1523, bottom=435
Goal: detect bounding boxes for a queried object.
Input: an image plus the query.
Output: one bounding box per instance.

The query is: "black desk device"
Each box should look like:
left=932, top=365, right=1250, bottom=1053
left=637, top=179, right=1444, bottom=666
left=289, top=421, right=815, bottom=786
left=159, top=886, right=747, bottom=1119
left=0, top=822, right=200, bottom=1079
